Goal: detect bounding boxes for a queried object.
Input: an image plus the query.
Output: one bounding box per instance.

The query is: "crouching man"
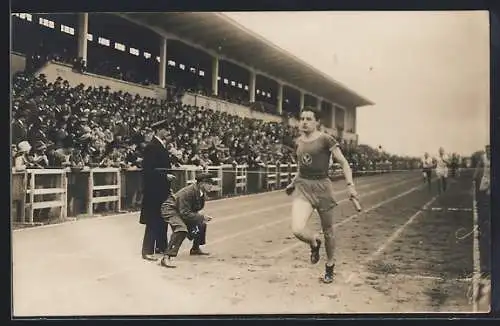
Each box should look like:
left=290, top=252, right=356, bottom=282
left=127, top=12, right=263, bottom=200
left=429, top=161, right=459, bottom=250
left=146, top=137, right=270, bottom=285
left=159, top=172, right=215, bottom=268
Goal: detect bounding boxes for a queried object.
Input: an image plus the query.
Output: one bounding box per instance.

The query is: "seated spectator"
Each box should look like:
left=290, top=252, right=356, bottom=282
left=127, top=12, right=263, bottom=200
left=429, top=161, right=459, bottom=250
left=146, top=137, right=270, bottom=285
left=29, top=140, right=49, bottom=169
left=11, top=71, right=418, bottom=175
left=14, top=141, right=33, bottom=171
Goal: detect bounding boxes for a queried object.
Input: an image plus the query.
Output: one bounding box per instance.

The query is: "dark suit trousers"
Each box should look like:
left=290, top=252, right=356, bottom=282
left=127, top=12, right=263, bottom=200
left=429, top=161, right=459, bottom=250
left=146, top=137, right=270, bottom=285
left=142, top=216, right=168, bottom=255
left=161, top=197, right=207, bottom=257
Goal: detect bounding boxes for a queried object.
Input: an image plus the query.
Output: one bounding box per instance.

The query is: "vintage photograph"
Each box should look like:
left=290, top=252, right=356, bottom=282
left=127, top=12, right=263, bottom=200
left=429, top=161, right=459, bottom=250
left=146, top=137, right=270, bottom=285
left=10, top=11, right=491, bottom=315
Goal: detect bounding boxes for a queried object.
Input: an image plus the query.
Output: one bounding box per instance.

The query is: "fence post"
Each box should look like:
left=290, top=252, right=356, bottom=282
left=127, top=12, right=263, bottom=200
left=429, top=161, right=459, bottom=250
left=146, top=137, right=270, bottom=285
left=23, top=169, right=68, bottom=225
left=87, top=169, right=94, bottom=216
left=87, top=168, right=121, bottom=215
left=289, top=163, right=298, bottom=184
left=21, top=171, right=27, bottom=224
left=266, top=164, right=277, bottom=190
left=61, top=170, right=68, bottom=220
left=234, top=164, right=248, bottom=195
left=206, top=165, right=223, bottom=198
left=28, top=171, right=35, bottom=224
left=117, top=169, right=122, bottom=212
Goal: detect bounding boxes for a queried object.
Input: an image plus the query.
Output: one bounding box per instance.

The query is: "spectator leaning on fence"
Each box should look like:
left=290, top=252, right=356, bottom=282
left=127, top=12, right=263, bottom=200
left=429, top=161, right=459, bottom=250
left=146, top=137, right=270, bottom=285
left=13, top=141, right=32, bottom=171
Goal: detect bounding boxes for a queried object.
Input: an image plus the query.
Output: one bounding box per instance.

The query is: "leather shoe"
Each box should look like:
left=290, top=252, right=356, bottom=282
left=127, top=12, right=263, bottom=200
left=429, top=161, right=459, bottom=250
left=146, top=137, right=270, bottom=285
left=160, top=256, right=176, bottom=268
left=190, top=248, right=210, bottom=256
left=142, top=254, right=158, bottom=261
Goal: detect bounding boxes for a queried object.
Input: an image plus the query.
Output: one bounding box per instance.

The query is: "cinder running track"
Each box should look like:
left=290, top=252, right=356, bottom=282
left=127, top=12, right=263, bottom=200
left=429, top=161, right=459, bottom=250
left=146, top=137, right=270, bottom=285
left=12, top=171, right=483, bottom=316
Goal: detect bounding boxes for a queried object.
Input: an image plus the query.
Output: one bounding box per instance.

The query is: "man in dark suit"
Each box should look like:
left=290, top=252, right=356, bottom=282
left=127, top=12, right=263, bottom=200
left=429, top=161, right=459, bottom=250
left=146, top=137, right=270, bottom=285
left=140, top=119, right=175, bottom=261
left=12, top=109, right=28, bottom=146
left=159, top=172, right=215, bottom=268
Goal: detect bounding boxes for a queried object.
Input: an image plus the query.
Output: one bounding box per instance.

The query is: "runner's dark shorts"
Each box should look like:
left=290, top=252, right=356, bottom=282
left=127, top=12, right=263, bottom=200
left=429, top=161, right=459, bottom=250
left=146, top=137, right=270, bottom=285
left=292, top=176, right=338, bottom=212
left=423, top=167, right=432, bottom=180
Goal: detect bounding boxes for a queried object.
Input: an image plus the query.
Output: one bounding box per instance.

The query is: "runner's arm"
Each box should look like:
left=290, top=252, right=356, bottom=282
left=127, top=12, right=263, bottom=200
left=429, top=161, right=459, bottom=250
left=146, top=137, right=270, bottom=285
left=331, top=146, right=354, bottom=186
left=289, top=139, right=300, bottom=184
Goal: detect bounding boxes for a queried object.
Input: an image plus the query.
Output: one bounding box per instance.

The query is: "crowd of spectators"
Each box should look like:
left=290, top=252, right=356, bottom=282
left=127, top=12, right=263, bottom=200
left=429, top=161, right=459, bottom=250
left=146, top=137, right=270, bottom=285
left=11, top=72, right=299, bottom=171
left=11, top=68, right=420, bottom=174
left=177, top=85, right=292, bottom=119
left=25, top=45, right=297, bottom=119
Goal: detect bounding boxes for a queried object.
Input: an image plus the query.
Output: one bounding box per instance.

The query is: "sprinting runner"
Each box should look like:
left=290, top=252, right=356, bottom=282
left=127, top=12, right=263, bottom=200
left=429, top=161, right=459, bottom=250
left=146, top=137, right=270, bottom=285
left=435, top=147, right=449, bottom=194
left=421, top=152, right=433, bottom=191
left=285, top=106, right=359, bottom=284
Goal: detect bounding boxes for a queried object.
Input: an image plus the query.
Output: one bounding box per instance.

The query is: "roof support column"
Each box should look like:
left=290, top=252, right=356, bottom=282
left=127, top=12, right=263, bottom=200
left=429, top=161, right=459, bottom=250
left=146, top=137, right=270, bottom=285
left=249, top=70, right=256, bottom=103
left=159, top=37, right=167, bottom=88
left=212, top=56, right=219, bottom=96
left=352, top=108, right=357, bottom=134
left=77, top=13, right=88, bottom=62
left=299, top=91, right=305, bottom=110
left=317, top=97, right=322, bottom=111
left=331, top=103, right=336, bottom=133
left=277, top=83, right=283, bottom=115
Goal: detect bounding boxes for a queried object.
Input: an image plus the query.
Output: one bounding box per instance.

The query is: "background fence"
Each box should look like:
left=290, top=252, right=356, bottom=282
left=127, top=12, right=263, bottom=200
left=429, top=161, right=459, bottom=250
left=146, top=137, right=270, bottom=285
left=11, top=163, right=397, bottom=225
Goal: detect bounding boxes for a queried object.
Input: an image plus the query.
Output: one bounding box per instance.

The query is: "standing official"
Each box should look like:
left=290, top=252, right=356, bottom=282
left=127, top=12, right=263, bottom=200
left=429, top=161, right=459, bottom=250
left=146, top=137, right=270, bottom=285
left=140, top=119, right=174, bottom=261
left=159, top=172, right=215, bottom=268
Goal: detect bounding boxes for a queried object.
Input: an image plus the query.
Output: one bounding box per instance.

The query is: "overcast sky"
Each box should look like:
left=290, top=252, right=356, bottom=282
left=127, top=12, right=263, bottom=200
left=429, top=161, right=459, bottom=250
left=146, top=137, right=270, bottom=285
left=224, top=11, right=490, bottom=157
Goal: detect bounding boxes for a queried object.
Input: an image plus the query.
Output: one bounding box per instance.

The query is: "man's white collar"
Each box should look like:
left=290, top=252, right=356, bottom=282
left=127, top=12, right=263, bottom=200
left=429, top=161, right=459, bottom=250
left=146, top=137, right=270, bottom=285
left=154, top=135, right=165, bottom=148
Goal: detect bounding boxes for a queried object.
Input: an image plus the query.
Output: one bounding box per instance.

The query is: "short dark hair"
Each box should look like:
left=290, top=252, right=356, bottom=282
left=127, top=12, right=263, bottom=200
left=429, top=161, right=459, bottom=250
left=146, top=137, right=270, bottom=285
left=301, top=106, right=322, bottom=121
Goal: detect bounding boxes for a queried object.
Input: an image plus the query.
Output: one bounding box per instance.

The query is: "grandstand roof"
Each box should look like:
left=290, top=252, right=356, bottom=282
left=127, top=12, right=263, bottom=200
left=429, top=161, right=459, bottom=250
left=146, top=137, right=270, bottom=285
left=117, top=12, right=374, bottom=109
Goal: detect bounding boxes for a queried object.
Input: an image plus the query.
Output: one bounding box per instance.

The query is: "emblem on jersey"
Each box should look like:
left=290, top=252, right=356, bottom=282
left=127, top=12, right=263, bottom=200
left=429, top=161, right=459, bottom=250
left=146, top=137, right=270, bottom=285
left=302, top=153, right=313, bottom=166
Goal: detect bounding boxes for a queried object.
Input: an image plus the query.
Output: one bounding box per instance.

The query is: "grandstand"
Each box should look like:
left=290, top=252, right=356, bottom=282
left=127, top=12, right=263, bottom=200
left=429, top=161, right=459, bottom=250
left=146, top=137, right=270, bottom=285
left=12, top=12, right=489, bottom=315
left=11, top=12, right=373, bottom=143
left=11, top=11, right=415, bottom=223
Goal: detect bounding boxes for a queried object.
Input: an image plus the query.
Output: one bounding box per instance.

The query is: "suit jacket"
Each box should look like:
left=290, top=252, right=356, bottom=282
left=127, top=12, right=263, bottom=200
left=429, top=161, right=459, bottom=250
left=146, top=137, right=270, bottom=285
left=12, top=120, right=27, bottom=145
left=174, top=184, right=206, bottom=225
left=140, top=137, right=172, bottom=224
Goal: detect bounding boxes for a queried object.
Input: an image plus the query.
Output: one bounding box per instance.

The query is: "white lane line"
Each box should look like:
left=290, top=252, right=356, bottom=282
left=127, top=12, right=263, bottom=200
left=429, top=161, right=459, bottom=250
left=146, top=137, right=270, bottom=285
left=425, top=207, right=472, bottom=212
left=16, top=176, right=422, bottom=290
left=471, top=181, right=480, bottom=312
left=341, top=270, right=472, bottom=283
left=345, top=194, right=439, bottom=284
left=268, top=179, right=433, bottom=257
left=204, top=177, right=422, bottom=250
left=209, top=176, right=415, bottom=225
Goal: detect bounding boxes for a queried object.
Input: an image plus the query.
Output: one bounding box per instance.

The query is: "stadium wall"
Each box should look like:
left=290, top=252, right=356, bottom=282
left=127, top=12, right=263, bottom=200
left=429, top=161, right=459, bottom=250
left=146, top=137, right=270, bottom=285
left=36, top=61, right=167, bottom=100
left=181, top=93, right=345, bottom=139
left=182, top=93, right=283, bottom=123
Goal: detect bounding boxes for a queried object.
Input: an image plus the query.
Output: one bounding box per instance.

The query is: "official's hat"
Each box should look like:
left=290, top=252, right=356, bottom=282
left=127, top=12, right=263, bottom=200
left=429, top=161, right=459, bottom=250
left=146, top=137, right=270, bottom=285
left=151, top=119, right=169, bottom=131
left=195, top=172, right=216, bottom=184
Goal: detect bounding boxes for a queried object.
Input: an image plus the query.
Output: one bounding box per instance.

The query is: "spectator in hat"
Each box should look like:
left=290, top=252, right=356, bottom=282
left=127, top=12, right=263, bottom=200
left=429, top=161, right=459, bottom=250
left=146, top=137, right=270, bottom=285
left=14, top=141, right=33, bottom=171
left=159, top=172, right=215, bottom=268
left=140, top=119, right=175, bottom=261
left=30, top=141, right=49, bottom=168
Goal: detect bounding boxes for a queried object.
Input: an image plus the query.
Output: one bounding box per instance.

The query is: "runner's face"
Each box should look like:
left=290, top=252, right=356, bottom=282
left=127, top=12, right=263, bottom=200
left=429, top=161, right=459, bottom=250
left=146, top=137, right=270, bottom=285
left=300, top=111, right=318, bottom=134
